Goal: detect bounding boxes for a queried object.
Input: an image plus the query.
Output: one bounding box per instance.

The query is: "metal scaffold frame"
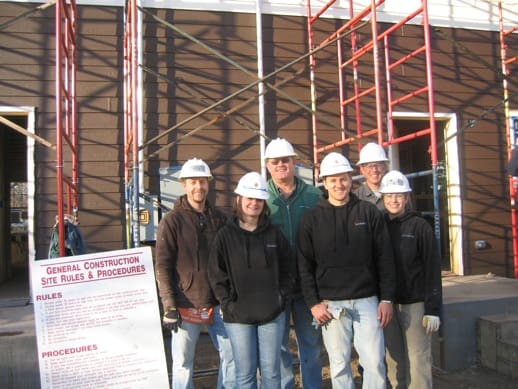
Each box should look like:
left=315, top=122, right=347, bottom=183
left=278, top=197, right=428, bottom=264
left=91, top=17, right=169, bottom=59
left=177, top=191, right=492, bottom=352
left=499, top=1, right=518, bottom=277
left=121, top=0, right=337, bottom=247
left=55, top=0, right=79, bottom=257
left=120, top=0, right=515, bottom=277
left=123, top=0, right=440, bottom=246
left=0, top=0, right=514, bottom=273
left=123, top=0, right=141, bottom=248
left=306, top=0, right=440, bottom=242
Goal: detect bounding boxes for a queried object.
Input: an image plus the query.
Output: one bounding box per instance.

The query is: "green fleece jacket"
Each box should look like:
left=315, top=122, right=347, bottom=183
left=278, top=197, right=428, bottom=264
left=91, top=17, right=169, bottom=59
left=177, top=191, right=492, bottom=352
left=267, top=176, right=321, bottom=289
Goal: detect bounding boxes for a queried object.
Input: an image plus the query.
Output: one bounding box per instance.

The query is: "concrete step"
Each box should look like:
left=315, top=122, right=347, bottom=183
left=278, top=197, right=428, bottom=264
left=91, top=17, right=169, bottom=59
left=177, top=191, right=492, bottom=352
left=433, top=275, right=518, bottom=371
left=497, top=336, right=518, bottom=379
left=478, top=313, right=518, bottom=373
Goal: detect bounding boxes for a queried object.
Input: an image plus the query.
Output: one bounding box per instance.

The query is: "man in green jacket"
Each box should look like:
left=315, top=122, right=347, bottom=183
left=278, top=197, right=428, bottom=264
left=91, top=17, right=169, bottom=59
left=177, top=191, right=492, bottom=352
left=265, top=137, right=323, bottom=389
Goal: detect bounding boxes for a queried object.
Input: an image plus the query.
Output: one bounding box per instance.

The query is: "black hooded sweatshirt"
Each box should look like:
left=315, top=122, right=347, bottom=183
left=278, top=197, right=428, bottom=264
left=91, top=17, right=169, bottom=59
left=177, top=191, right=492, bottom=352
left=297, top=193, right=396, bottom=309
left=384, top=211, right=442, bottom=316
left=208, top=217, right=294, bottom=324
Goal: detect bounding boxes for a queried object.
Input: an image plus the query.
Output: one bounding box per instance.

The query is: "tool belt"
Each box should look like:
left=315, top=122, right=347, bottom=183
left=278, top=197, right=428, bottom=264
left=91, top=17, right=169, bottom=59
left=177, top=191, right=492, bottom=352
left=177, top=307, right=215, bottom=324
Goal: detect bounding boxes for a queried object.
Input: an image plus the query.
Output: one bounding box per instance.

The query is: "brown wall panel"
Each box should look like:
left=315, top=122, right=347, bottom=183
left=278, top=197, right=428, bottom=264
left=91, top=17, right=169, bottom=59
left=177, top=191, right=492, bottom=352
left=0, top=18, right=54, bottom=36
left=146, top=111, right=317, bottom=133
left=39, top=209, right=124, bottom=229
left=1, top=48, right=56, bottom=66
left=2, top=82, right=119, bottom=103
left=79, top=192, right=124, bottom=211
left=76, top=129, right=123, bottom=145
left=36, top=161, right=124, bottom=181
left=146, top=129, right=256, bottom=144
left=38, top=177, right=122, bottom=197
left=0, top=65, right=55, bottom=82
left=1, top=3, right=515, bottom=275
left=78, top=34, right=120, bottom=51
left=77, top=67, right=121, bottom=82
left=0, top=34, right=55, bottom=53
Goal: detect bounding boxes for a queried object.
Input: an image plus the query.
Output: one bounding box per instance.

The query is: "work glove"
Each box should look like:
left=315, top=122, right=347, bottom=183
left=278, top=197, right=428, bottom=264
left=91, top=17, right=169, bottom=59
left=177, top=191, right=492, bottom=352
left=422, top=315, right=440, bottom=334
left=163, top=308, right=182, bottom=333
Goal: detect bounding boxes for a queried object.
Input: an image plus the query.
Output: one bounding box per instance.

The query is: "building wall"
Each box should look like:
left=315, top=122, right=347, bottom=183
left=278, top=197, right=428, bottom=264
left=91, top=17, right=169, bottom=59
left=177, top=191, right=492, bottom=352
left=0, top=3, right=516, bottom=275
left=0, top=4, right=126, bottom=256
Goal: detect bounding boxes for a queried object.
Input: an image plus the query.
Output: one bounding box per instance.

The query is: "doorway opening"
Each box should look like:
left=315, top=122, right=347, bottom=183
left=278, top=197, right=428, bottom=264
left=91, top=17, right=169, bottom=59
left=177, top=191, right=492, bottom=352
left=0, top=108, right=35, bottom=298
left=390, top=114, right=461, bottom=272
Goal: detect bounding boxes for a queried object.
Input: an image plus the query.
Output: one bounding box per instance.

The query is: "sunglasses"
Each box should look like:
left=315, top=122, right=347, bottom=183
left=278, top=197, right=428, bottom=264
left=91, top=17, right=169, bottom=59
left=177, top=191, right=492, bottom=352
left=362, top=162, right=385, bottom=171
left=268, top=157, right=292, bottom=165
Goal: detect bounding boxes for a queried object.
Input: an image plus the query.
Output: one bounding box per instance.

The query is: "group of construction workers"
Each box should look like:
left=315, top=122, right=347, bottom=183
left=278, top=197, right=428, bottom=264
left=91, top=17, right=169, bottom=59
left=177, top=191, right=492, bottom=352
left=154, top=137, right=443, bottom=389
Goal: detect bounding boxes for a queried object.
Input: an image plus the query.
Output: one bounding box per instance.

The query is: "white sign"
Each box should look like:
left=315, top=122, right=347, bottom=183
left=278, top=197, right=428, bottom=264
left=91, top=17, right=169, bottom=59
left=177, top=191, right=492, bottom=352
left=32, top=247, right=169, bottom=389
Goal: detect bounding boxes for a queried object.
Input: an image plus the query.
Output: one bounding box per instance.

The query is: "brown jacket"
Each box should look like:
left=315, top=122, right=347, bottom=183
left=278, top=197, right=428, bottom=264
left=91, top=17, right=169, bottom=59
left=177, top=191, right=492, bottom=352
left=155, top=195, right=227, bottom=310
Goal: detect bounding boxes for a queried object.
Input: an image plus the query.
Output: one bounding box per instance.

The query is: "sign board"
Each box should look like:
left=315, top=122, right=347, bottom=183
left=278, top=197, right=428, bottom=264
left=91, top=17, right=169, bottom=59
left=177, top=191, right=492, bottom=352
left=31, top=247, right=169, bottom=388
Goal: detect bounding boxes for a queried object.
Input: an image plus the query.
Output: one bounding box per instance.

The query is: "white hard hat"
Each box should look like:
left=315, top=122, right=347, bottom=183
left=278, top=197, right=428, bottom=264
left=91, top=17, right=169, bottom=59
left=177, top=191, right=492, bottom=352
left=379, top=170, right=412, bottom=193
left=264, top=137, right=297, bottom=160
left=178, top=158, right=213, bottom=180
left=357, top=142, right=389, bottom=165
left=319, top=152, right=354, bottom=178
left=235, top=172, right=270, bottom=200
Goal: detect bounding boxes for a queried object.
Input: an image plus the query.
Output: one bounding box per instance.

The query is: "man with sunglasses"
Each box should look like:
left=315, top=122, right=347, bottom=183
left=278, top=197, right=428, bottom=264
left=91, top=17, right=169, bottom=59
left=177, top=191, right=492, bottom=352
left=155, top=158, right=235, bottom=389
left=354, top=142, right=390, bottom=211
left=264, top=137, right=323, bottom=389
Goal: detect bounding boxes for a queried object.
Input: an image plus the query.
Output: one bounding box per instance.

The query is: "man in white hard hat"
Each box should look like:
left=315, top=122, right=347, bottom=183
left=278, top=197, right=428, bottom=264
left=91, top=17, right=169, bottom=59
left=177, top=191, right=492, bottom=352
left=297, top=152, right=395, bottom=388
left=155, top=158, right=235, bottom=389
left=354, top=142, right=390, bottom=211
left=264, top=137, right=323, bottom=389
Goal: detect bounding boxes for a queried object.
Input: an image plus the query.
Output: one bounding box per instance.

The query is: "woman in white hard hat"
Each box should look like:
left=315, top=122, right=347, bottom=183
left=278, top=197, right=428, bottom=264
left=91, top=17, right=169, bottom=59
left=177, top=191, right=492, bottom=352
left=380, top=170, right=443, bottom=389
left=208, top=172, right=294, bottom=388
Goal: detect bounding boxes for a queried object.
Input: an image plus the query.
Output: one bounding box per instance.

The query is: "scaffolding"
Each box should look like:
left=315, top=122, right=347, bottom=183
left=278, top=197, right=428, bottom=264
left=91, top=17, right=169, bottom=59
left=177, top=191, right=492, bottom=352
left=123, top=0, right=140, bottom=248
left=42, top=0, right=514, bottom=273
left=306, top=0, right=440, bottom=240
left=499, top=1, right=518, bottom=277
left=121, top=0, right=328, bottom=247
left=55, top=0, right=79, bottom=257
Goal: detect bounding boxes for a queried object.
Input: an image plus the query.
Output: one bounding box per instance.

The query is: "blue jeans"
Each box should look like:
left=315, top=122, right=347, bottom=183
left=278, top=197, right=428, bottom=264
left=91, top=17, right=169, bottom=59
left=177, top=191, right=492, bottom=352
left=323, top=296, right=386, bottom=389
left=224, top=311, right=286, bottom=389
left=280, top=294, right=322, bottom=389
left=171, top=306, right=235, bottom=389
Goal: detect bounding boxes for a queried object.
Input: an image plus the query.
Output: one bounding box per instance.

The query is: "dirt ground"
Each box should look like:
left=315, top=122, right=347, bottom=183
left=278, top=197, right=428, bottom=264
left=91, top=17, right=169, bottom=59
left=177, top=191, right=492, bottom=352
left=177, top=331, right=518, bottom=389
left=2, top=266, right=516, bottom=389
